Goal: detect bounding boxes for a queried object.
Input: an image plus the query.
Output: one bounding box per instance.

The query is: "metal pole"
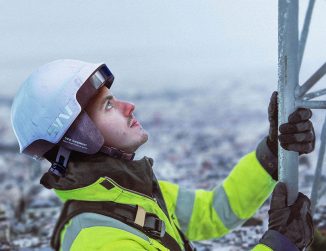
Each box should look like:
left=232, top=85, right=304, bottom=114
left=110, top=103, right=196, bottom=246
left=296, top=100, right=326, bottom=109
left=278, top=0, right=299, bottom=205
left=310, top=115, right=326, bottom=215
left=304, top=88, right=326, bottom=100
left=298, top=0, right=316, bottom=71
left=297, top=62, right=326, bottom=98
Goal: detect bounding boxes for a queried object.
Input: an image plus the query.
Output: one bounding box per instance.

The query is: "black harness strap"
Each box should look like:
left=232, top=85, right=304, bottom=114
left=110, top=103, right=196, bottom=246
left=177, top=227, right=197, bottom=251
left=51, top=200, right=184, bottom=251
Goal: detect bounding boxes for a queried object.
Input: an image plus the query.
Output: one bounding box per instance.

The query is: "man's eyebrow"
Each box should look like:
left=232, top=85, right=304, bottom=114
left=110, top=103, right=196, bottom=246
left=101, top=95, right=114, bottom=107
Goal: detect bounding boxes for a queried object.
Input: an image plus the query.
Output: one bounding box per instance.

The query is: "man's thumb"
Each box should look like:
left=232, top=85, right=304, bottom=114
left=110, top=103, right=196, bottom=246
left=270, top=182, right=288, bottom=210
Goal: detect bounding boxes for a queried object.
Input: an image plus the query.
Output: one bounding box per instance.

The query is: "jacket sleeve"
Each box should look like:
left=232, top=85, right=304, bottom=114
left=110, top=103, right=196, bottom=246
left=252, top=230, right=299, bottom=251
left=159, top=151, right=277, bottom=241
left=251, top=244, right=274, bottom=251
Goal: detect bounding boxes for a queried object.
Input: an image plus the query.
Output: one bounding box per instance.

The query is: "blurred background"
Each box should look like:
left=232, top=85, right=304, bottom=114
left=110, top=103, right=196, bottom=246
left=0, top=1, right=325, bottom=250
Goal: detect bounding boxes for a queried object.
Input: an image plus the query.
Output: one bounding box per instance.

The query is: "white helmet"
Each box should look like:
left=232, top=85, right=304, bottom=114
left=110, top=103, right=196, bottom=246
left=11, top=59, right=128, bottom=160
left=12, top=60, right=134, bottom=186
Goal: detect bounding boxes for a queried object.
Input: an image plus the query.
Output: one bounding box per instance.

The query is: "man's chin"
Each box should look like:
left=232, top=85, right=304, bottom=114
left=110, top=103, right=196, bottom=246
left=139, top=132, right=149, bottom=145
left=126, top=133, right=149, bottom=153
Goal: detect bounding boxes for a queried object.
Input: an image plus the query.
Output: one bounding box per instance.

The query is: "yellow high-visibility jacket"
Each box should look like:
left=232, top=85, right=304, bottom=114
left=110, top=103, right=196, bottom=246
left=51, top=151, right=286, bottom=251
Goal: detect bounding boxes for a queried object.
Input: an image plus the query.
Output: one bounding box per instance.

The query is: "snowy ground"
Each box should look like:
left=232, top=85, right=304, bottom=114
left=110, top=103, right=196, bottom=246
left=0, top=77, right=325, bottom=250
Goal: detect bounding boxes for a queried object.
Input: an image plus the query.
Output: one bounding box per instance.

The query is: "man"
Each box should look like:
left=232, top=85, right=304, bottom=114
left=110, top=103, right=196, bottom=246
left=11, top=59, right=315, bottom=251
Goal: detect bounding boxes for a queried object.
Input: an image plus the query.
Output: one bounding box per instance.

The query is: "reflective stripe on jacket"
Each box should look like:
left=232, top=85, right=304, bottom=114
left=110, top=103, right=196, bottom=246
left=53, top=151, right=277, bottom=250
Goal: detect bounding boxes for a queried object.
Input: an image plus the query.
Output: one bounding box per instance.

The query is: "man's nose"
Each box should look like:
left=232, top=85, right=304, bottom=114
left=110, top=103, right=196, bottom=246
left=119, top=100, right=135, bottom=116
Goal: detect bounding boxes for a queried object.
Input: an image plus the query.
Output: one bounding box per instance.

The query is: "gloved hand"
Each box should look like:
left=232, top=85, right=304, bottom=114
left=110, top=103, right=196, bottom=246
left=267, top=91, right=315, bottom=156
left=256, top=91, right=315, bottom=180
left=260, top=182, right=314, bottom=251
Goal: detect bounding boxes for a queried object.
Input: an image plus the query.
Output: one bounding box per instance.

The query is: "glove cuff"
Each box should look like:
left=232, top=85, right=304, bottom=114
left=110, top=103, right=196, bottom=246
left=256, top=137, right=278, bottom=180
left=260, top=230, right=300, bottom=251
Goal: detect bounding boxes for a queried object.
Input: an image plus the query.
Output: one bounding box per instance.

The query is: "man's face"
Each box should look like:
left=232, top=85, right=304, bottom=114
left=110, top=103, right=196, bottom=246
left=85, top=87, right=148, bottom=153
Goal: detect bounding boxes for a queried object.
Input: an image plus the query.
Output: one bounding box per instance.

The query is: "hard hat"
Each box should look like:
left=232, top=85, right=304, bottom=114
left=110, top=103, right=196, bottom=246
left=11, top=59, right=114, bottom=160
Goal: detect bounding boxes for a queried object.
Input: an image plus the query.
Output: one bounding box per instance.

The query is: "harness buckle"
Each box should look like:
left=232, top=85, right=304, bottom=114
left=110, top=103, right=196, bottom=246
left=144, top=216, right=166, bottom=239
left=134, top=205, right=146, bottom=227
left=134, top=205, right=166, bottom=239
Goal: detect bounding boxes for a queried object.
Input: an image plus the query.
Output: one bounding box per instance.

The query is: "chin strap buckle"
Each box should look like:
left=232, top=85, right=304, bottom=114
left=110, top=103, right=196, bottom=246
left=49, top=162, right=66, bottom=177
left=40, top=146, right=71, bottom=189
left=49, top=146, right=71, bottom=177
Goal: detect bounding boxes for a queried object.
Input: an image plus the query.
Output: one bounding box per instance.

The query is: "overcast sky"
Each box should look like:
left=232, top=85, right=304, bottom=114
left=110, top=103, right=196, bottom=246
left=0, top=1, right=325, bottom=96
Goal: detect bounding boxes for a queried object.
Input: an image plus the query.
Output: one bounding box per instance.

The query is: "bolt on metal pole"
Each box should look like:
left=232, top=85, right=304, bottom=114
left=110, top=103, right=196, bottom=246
left=278, top=0, right=299, bottom=205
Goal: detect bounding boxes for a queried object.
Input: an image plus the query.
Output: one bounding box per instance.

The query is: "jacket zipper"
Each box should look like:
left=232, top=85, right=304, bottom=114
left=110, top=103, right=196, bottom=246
left=144, top=157, right=171, bottom=222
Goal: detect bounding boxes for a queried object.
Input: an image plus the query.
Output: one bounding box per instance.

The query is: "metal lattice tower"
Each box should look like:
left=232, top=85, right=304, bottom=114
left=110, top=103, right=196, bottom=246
left=278, top=0, right=326, bottom=205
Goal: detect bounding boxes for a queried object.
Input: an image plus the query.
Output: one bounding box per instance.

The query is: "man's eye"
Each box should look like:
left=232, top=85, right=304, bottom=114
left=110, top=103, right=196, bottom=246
left=105, top=102, right=113, bottom=110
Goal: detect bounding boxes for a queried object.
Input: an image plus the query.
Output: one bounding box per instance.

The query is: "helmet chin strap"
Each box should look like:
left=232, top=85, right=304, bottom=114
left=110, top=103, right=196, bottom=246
left=50, top=146, right=71, bottom=176
left=40, top=146, right=71, bottom=189
left=100, top=145, right=135, bottom=161
left=40, top=145, right=134, bottom=189
left=49, top=145, right=134, bottom=179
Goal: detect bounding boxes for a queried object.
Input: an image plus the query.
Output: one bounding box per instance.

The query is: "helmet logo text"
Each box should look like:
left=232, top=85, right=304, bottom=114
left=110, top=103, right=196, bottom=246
left=47, top=105, right=73, bottom=137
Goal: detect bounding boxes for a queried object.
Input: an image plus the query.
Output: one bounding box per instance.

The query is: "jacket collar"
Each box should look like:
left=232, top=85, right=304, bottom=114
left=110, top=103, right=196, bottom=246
left=52, top=153, right=155, bottom=199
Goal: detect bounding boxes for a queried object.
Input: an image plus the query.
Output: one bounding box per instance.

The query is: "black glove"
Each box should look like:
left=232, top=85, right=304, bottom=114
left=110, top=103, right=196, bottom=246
left=260, top=182, right=314, bottom=251
left=267, top=91, right=315, bottom=156
left=256, top=91, right=315, bottom=180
